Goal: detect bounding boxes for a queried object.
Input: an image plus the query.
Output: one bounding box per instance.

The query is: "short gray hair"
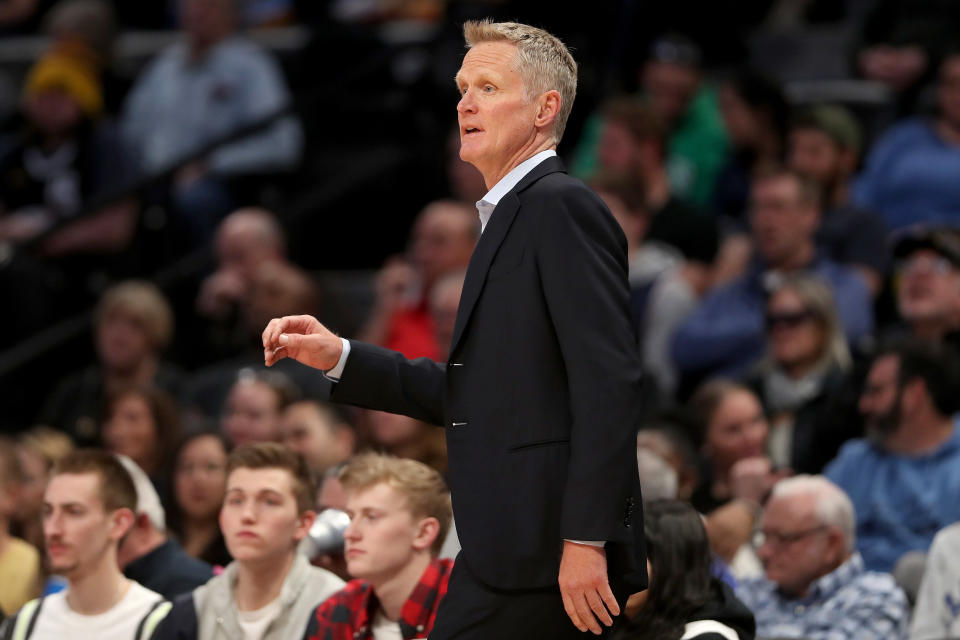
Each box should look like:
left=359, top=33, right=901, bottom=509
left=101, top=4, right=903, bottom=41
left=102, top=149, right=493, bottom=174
left=463, top=20, right=577, bottom=144
left=771, top=475, right=856, bottom=552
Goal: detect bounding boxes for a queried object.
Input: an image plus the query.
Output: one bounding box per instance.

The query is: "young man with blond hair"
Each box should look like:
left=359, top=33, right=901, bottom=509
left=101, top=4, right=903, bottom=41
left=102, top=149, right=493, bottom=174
left=263, top=19, right=646, bottom=638
left=0, top=449, right=169, bottom=640
left=303, top=453, right=453, bottom=640
left=152, top=443, right=343, bottom=640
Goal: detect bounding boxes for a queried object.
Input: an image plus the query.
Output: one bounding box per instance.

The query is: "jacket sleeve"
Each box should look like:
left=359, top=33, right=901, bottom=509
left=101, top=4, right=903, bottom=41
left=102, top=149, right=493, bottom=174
left=148, top=595, right=196, bottom=640
left=533, top=183, right=644, bottom=541
left=330, top=340, right=446, bottom=426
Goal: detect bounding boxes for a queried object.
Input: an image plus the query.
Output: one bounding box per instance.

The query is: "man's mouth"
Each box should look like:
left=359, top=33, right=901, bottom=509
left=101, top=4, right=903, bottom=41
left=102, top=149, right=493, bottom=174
left=463, top=127, right=483, bottom=136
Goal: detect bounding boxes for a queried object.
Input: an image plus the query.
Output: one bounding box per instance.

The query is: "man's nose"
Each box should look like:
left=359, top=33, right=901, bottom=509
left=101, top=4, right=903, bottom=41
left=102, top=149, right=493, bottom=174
left=457, top=90, right=476, bottom=114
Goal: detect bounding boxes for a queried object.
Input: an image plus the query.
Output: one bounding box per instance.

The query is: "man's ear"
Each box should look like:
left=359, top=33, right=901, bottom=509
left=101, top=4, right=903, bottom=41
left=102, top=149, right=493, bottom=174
left=294, top=510, right=317, bottom=543
left=535, top=90, right=562, bottom=130
left=110, top=508, right=137, bottom=542
left=412, top=516, right=441, bottom=553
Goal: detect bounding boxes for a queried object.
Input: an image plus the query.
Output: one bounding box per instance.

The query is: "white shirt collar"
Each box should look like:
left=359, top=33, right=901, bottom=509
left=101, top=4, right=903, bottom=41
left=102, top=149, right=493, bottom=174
left=475, top=149, right=557, bottom=233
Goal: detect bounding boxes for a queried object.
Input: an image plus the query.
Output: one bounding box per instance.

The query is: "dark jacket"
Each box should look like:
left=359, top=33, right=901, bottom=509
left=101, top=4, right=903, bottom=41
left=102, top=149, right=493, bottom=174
left=124, top=539, right=213, bottom=601
left=331, top=156, right=647, bottom=591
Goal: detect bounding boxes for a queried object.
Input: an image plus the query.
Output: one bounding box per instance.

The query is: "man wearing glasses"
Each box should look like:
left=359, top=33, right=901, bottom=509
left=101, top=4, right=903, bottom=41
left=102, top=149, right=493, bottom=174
left=735, top=475, right=908, bottom=639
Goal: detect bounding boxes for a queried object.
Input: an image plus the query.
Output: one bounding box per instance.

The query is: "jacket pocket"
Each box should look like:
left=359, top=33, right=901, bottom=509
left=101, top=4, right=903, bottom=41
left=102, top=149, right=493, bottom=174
left=508, top=437, right=570, bottom=452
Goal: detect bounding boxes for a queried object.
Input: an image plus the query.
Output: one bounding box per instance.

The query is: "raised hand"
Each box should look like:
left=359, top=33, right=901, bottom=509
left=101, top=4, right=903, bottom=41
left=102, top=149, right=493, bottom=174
left=262, top=315, right=343, bottom=370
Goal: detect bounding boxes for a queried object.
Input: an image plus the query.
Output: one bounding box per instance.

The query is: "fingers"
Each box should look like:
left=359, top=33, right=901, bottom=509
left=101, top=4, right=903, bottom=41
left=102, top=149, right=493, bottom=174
left=598, top=580, right=620, bottom=618
left=573, top=591, right=602, bottom=635
left=561, top=591, right=587, bottom=634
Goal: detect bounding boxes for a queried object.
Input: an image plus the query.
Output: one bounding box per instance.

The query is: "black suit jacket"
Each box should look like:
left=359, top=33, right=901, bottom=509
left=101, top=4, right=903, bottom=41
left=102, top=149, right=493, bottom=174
left=332, top=157, right=647, bottom=591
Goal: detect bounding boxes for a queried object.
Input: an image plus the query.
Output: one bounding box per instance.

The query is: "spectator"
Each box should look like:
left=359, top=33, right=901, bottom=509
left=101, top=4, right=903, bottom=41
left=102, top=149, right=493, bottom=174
left=737, top=475, right=909, bottom=639
left=0, top=0, right=56, bottom=34
left=826, top=341, right=960, bottom=572
left=121, top=0, right=302, bottom=242
left=616, top=500, right=755, bottom=639
left=303, top=453, right=454, bottom=640
left=0, top=450, right=169, bottom=638
left=115, top=456, right=212, bottom=600
left=687, top=381, right=779, bottom=516
left=788, top=106, right=889, bottom=295
left=672, top=167, right=873, bottom=381
left=428, top=269, right=465, bottom=362
left=359, top=200, right=477, bottom=360
left=911, top=522, right=960, bottom=639
left=102, top=386, right=182, bottom=500
left=746, top=275, right=856, bottom=473
left=40, top=280, right=181, bottom=445
left=153, top=443, right=344, bottom=640
left=279, top=400, right=355, bottom=479
left=891, top=227, right=960, bottom=344
left=0, top=41, right=137, bottom=257
left=11, top=428, right=73, bottom=556
left=0, top=437, right=41, bottom=616
left=361, top=410, right=447, bottom=476
left=574, top=34, right=729, bottom=208
left=167, top=432, right=232, bottom=568
left=636, top=419, right=701, bottom=503
left=853, top=51, right=960, bottom=230
left=221, top=369, right=298, bottom=447
left=712, top=69, right=788, bottom=226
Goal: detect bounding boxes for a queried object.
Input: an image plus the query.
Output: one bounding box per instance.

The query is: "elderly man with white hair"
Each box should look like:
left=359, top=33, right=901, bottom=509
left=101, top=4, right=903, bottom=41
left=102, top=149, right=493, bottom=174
left=736, top=475, right=909, bottom=639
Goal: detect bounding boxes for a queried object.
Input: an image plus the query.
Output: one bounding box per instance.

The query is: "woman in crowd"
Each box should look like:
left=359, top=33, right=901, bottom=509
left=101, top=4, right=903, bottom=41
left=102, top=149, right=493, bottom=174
left=12, top=427, right=73, bottom=553
left=166, top=431, right=232, bottom=568
left=746, top=275, right=856, bottom=473
left=102, top=385, right=182, bottom=501
left=617, top=499, right=755, bottom=639
left=40, top=279, right=182, bottom=445
left=220, top=368, right=298, bottom=446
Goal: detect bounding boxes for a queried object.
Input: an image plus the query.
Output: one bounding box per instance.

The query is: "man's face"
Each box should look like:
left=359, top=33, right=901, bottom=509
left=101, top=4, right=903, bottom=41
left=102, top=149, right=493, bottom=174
left=597, top=120, right=642, bottom=174
left=705, top=390, right=768, bottom=473
left=756, top=494, right=837, bottom=597
left=343, top=483, right=427, bottom=584
left=43, top=473, right=126, bottom=577
left=642, top=61, right=699, bottom=126
left=410, top=204, right=476, bottom=287
left=859, top=354, right=902, bottom=439
left=222, top=381, right=282, bottom=446
left=788, top=128, right=846, bottom=188
left=896, top=249, right=960, bottom=325
left=750, top=176, right=818, bottom=267
left=280, top=403, right=344, bottom=474
left=456, top=41, right=541, bottom=186
left=96, top=308, right=153, bottom=374
left=220, top=467, right=312, bottom=564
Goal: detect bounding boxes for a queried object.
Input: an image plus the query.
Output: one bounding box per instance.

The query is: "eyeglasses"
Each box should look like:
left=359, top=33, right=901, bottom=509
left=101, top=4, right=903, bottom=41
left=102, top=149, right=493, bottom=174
left=752, top=525, right=828, bottom=548
left=896, top=255, right=954, bottom=276
left=764, top=309, right=815, bottom=330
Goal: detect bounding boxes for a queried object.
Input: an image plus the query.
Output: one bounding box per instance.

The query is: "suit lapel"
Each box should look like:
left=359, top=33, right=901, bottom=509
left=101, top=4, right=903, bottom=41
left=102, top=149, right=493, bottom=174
left=448, top=156, right=566, bottom=355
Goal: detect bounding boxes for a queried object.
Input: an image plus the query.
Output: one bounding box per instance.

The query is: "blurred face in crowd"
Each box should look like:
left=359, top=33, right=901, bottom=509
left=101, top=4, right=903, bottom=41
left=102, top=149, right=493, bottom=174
left=182, top=0, right=236, bottom=51
left=750, top=175, right=819, bottom=269
left=642, top=61, right=699, bottom=127
left=24, top=88, right=83, bottom=137
left=17, top=446, right=49, bottom=522
left=410, top=203, right=477, bottom=289
left=174, top=435, right=228, bottom=522
left=430, top=272, right=465, bottom=360
left=366, top=410, right=424, bottom=449
left=222, top=380, right=283, bottom=446
left=43, top=472, right=131, bottom=578
left=343, top=482, right=436, bottom=585
left=788, top=128, right=853, bottom=193
left=103, top=393, right=159, bottom=473
left=766, top=288, right=826, bottom=374
left=456, top=41, right=546, bottom=187
left=896, top=249, right=960, bottom=326
left=244, top=262, right=317, bottom=334
left=756, top=493, right=846, bottom=597
left=938, top=55, right=960, bottom=131
left=96, top=307, right=154, bottom=374
left=859, top=354, right=902, bottom=439
left=280, top=402, right=352, bottom=475
left=704, top=389, right=768, bottom=474
left=718, top=85, right=759, bottom=148
left=596, top=189, right=649, bottom=250
left=215, top=212, right=283, bottom=285
left=221, top=467, right=313, bottom=564
left=597, top=120, right=642, bottom=174
left=636, top=430, right=698, bottom=500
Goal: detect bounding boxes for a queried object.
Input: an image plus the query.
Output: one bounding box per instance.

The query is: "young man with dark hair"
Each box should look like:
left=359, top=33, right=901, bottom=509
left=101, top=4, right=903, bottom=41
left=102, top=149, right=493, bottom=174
left=0, top=449, right=169, bottom=640
left=153, top=442, right=343, bottom=640
left=304, top=453, right=454, bottom=640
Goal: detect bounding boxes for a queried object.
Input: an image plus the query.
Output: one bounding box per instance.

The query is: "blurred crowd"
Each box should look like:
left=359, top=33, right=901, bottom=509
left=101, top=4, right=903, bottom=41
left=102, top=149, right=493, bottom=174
left=2, top=0, right=960, bottom=639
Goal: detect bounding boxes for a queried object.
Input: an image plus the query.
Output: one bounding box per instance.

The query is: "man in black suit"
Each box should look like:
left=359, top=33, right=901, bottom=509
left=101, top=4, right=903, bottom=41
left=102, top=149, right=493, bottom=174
left=263, top=20, right=646, bottom=638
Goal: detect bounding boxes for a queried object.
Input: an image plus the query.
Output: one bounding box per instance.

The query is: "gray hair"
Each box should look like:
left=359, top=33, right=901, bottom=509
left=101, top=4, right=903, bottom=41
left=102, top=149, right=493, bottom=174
left=771, top=475, right=856, bottom=552
left=463, top=20, right=577, bottom=144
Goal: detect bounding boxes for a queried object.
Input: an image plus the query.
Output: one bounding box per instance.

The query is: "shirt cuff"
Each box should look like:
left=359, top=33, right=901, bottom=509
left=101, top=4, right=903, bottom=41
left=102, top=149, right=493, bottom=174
left=565, top=539, right=605, bottom=547
left=323, top=338, right=351, bottom=381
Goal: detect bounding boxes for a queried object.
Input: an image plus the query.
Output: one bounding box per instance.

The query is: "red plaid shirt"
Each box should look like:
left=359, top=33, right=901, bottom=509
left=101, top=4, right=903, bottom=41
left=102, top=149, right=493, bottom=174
left=303, top=558, right=454, bottom=640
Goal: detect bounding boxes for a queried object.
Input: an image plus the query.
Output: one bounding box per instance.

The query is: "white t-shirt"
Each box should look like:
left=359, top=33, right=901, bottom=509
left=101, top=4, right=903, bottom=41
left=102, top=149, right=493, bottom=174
left=236, top=597, right=283, bottom=640
left=29, top=581, right=164, bottom=640
left=370, top=610, right=403, bottom=640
